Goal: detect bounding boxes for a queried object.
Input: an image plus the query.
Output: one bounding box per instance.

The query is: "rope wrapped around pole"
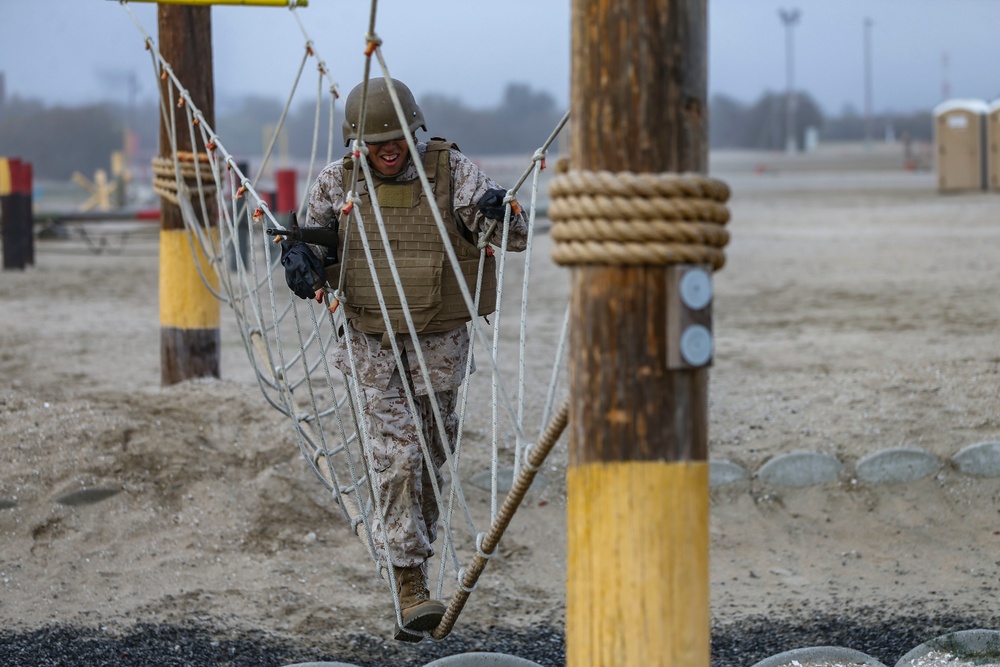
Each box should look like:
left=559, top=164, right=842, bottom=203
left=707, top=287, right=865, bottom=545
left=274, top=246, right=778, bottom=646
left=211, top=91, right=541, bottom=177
left=548, top=170, right=731, bottom=270
left=151, top=151, right=217, bottom=206
left=431, top=398, right=570, bottom=640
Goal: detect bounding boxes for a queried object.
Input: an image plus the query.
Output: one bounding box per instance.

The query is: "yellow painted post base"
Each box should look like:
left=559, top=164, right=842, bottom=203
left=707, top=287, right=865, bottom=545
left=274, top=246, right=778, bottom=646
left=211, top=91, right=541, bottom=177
left=159, top=227, right=221, bottom=384
left=567, top=461, right=709, bottom=667
left=159, top=228, right=220, bottom=330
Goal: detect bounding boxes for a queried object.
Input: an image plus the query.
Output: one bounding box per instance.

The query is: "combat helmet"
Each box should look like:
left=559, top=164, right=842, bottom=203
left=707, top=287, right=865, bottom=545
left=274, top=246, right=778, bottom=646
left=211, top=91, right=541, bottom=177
left=342, top=77, right=426, bottom=147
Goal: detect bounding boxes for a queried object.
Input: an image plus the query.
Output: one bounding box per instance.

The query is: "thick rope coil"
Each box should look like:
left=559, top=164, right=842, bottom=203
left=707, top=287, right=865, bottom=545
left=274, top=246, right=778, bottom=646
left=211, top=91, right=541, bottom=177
left=548, top=170, right=731, bottom=270
left=550, top=219, right=730, bottom=246
left=151, top=153, right=216, bottom=206
left=549, top=194, right=730, bottom=223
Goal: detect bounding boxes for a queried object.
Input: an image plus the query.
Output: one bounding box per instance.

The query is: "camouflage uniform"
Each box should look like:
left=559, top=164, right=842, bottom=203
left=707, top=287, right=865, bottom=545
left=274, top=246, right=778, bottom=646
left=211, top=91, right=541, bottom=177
left=307, top=142, right=528, bottom=568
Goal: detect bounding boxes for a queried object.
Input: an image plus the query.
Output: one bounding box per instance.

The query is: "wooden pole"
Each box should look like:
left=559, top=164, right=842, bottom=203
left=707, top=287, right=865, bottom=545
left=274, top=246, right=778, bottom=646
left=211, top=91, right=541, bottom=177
left=157, top=5, right=221, bottom=385
left=565, top=1, right=710, bottom=666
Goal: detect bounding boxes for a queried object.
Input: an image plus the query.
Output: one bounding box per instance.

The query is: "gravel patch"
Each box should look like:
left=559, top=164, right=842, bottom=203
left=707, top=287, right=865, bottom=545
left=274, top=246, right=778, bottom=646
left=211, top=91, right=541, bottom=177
left=0, top=623, right=566, bottom=667
left=2, top=609, right=996, bottom=667
left=712, top=609, right=1000, bottom=667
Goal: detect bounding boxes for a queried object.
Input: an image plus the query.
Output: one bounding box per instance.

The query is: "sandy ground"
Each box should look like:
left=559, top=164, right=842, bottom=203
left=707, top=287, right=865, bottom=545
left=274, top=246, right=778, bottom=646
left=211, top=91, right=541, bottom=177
left=1, top=143, right=999, bottom=665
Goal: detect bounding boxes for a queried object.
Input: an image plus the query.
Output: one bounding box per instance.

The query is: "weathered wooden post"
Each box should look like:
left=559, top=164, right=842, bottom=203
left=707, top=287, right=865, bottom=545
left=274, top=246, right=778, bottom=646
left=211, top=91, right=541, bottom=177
left=550, top=0, right=728, bottom=664
left=157, top=5, right=221, bottom=385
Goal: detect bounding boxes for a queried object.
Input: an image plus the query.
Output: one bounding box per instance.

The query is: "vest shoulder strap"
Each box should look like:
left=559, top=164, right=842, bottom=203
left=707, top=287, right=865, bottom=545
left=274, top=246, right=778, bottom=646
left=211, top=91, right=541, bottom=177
left=427, top=137, right=459, bottom=153
left=422, top=140, right=471, bottom=245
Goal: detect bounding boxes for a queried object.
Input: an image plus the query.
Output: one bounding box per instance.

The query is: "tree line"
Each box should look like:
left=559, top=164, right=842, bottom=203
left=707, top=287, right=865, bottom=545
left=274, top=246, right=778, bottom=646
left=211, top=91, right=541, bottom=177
left=709, top=91, right=934, bottom=151
left=0, top=85, right=934, bottom=181
left=0, top=83, right=567, bottom=181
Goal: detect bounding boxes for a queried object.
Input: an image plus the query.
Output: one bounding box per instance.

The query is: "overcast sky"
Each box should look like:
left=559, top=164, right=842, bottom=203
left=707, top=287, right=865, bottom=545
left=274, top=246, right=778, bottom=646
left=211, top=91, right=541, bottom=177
left=2, top=1, right=1000, bottom=117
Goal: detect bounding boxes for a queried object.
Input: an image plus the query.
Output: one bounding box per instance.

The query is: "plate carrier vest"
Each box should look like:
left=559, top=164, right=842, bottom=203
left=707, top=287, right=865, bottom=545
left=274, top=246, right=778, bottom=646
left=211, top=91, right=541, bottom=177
left=338, top=139, right=498, bottom=337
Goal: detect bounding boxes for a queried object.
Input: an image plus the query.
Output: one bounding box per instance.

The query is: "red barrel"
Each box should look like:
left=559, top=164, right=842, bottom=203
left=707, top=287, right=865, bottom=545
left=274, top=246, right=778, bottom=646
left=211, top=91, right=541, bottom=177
left=275, top=168, right=297, bottom=216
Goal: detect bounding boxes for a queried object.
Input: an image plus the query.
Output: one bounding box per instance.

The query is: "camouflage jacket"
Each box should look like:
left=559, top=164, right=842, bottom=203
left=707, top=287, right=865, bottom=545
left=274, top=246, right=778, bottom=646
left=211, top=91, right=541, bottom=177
left=308, top=141, right=529, bottom=394
left=305, top=141, right=528, bottom=264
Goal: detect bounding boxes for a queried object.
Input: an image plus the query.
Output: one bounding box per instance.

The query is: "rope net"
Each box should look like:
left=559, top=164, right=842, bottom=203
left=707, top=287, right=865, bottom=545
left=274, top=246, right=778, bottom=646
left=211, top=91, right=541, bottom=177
left=119, top=0, right=570, bottom=640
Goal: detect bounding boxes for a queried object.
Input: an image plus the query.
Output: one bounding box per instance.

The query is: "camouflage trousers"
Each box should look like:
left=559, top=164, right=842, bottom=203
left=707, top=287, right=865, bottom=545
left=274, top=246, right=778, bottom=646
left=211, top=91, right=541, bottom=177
left=362, top=365, right=459, bottom=569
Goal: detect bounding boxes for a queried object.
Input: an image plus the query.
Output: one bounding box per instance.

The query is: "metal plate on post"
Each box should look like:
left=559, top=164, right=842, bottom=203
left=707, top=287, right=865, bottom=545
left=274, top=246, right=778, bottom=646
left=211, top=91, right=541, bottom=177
left=679, top=267, right=712, bottom=310
left=666, top=264, right=714, bottom=369
left=680, top=324, right=713, bottom=366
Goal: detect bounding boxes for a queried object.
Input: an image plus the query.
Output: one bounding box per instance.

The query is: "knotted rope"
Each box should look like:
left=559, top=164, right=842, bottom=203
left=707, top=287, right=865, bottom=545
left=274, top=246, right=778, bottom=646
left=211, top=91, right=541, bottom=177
left=151, top=151, right=217, bottom=206
left=548, top=170, right=731, bottom=269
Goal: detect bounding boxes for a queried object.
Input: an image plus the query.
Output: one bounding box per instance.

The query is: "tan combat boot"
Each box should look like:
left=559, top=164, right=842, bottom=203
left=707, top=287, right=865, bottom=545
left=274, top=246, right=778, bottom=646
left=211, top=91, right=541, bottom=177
left=392, top=562, right=445, bottom=642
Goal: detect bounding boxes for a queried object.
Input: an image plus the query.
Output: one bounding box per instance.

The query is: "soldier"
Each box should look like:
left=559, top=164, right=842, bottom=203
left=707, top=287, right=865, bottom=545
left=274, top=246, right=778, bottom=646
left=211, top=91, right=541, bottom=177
left=281, top=77, right=528, bottom=641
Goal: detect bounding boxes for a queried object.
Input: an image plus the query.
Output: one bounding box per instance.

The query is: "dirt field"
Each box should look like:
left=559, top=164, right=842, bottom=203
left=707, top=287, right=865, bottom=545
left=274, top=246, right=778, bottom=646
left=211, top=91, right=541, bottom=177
left=1, top=142, right=999, bottom=666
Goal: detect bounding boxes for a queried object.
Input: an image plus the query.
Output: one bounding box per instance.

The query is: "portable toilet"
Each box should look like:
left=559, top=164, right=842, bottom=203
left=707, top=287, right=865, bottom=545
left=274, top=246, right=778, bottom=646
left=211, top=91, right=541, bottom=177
left=934, top=99, right=988, bottom=192
left=986, top=99, right=1000, bottom=190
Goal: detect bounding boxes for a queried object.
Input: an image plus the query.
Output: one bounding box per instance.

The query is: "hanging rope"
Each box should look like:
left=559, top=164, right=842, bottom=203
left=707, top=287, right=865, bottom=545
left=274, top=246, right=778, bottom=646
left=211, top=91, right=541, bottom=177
left=433, top=398, right=570, bottom=640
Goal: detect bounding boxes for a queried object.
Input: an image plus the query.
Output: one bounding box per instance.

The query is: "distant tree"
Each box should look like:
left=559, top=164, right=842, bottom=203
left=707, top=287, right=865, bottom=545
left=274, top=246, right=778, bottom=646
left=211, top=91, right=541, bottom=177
left=419, top=92, right=490, bottom=151
left=419, top=83, right=565, bottom=156
left=0, top=100, right=122, bottom=179
left=839, top=102, right=860, bottom=118
left=709, top=91, right=824, bottom=150
left=709, top=94, right=750, bottom=148
left=215, top=95, right=287, bottom=162
left=822, top=110, right=932, bottom=143
left=0, top=95, right=44, bottom=122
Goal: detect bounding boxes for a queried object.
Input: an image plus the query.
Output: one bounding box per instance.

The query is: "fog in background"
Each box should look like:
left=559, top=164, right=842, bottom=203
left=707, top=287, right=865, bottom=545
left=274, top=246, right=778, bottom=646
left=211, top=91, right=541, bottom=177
left=1, top=1, right=998, bottom=179
left=6, top=1, right=1000, bottom=114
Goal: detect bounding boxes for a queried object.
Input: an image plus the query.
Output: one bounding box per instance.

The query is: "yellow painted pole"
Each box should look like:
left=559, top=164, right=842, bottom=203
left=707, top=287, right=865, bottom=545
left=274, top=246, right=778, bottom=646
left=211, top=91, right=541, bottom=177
left=565, top=0, right=711, bottom=665
left=568, top=463, right=709, bottom=665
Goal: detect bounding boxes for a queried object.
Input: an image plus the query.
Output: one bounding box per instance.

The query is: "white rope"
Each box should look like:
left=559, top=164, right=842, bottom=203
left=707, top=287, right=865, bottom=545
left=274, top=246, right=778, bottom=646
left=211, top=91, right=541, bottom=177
left=119, top=0, right=572, bottom=634
left=488, top=202, right=514, bottom=521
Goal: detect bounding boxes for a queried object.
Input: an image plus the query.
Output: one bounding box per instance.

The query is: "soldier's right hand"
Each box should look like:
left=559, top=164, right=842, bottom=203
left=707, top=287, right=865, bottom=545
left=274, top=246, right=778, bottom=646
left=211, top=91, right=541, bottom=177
left=280, top=240, right=324, bottom=299
left=478, top=188, right=510, bottom=221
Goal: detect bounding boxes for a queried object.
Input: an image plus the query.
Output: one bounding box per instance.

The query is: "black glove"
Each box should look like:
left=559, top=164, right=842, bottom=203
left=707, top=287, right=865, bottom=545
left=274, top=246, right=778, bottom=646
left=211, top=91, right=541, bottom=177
left=478, top=188, right=510, bottom=221
left=280, top=240, right=324, bottom=299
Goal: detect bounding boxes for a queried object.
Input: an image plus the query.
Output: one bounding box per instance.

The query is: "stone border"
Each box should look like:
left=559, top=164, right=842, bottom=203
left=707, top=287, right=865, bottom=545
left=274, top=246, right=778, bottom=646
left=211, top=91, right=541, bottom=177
left=895, top=629, right=1000, bottom=667
left=710, top=441, right=1000, bottom=489
left=281, top=654, right=543, bottom=667
left=749, top=645, right=888, bottom=667
left=424, top=652, right=543, bottom=666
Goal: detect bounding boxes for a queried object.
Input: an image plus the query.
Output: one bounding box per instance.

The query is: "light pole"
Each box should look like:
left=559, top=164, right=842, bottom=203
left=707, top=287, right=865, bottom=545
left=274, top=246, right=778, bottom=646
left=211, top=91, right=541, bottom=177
left=779, top=8, right=801, bottom=154
left=864, top=18, right=874, bottom=149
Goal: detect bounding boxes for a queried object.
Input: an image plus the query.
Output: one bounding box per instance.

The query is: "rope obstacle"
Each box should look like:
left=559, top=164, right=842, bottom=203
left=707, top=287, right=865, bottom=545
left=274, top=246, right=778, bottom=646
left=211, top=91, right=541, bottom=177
left=119, top=0, right=730, bottom=643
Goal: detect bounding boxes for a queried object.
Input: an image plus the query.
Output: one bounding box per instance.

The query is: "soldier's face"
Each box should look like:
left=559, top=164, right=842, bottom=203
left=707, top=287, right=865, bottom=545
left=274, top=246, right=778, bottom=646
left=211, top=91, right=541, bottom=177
left=369, top=139, right=409, bottom=176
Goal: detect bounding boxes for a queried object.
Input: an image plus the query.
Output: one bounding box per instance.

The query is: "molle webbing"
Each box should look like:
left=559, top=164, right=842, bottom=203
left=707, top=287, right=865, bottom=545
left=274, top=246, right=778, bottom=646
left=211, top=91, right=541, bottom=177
left=342, top=141, right=497, bottom=336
